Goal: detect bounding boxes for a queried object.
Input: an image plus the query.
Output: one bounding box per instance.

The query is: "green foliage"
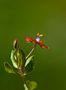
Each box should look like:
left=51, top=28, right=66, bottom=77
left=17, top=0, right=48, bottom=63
left=10, top=49, right=26, bottom=69
left=25, top=61, right=34, bottom=73
left=10, top=50, right=18, bottom=68
left=25, top=55, right=34, bottom=67
left=25, top=55, right=34, bottom=73
left=24, top=80, right=37, bottom=90
left=4, top=38, right=39, bottom=90
left=4, top=62, right=15, bottom=74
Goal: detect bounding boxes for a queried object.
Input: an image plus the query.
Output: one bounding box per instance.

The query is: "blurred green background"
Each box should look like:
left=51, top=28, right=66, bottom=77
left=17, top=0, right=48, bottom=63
left=0, top=0, right=66, bottom=90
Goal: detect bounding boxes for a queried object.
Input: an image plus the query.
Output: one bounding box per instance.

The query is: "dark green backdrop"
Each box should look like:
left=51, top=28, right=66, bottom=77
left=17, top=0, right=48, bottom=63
left=0, top=0, right=66, bottom=90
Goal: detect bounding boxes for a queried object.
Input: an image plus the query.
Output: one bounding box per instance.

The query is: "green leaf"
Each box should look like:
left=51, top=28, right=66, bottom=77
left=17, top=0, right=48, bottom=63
left=10, top=50, right=17, bottom=68
left=25, top=55, right=34, bottom=67
left=24, top=80, right=37, bottom=90
left=25, top=61, right=34, bottom=73
left=25, top=55, right=34, bottom=73
left=4, top=62, right=15, bottom=74
left=10, top=49, right=26, bottom=69
left=24, top=84, right=28, bottom=90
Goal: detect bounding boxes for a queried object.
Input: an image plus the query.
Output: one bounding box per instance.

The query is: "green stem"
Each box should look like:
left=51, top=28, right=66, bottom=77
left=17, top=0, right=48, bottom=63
left=18, top=68, right=26, bottom=83
left=26, top=44, right=36, bottom=59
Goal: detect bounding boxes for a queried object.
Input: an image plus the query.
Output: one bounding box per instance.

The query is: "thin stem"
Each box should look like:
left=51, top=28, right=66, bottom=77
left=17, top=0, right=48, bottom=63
left=26, top=44, right=36, bottom=59
left=18, top=68, right=26, bottom=83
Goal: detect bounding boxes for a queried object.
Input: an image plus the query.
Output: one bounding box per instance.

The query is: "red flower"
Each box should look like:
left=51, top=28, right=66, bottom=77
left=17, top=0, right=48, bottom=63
left=25, top=33, right=48, bottom=49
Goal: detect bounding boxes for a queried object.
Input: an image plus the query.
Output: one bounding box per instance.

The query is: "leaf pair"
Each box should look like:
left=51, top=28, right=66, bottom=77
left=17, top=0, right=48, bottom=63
left=10, top=49, right=26, bottom=69
left=4, top=55, right=34, bottom=74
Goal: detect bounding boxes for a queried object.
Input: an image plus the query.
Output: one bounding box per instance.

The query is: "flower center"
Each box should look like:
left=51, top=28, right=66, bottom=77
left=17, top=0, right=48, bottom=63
left=36, top=37, right=40, bottom=42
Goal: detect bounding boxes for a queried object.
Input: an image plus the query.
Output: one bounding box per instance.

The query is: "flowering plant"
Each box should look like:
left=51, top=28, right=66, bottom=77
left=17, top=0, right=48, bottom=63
left=4, top=33, right=48, bottom=90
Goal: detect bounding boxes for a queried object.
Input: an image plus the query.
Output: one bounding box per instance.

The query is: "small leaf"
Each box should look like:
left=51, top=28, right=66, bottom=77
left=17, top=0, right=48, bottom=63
left=10, top=50, right=18, bottom=68
left=4, top=62, right=15, bottom=74
left=25, top=61, right=34, bottom=73
left=25, top=55, right=34, bottom=67
left=24, top=84, right=28, bottom=90
left=25, top=55, right=34, bottom=74
left=24, top=80, right=37, bottom=90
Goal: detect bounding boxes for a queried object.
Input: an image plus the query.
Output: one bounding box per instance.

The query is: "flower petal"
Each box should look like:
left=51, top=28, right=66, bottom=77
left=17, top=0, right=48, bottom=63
left=25, top=37, right=34, bottom=43
left=37, top=41, right=48, bottom=48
